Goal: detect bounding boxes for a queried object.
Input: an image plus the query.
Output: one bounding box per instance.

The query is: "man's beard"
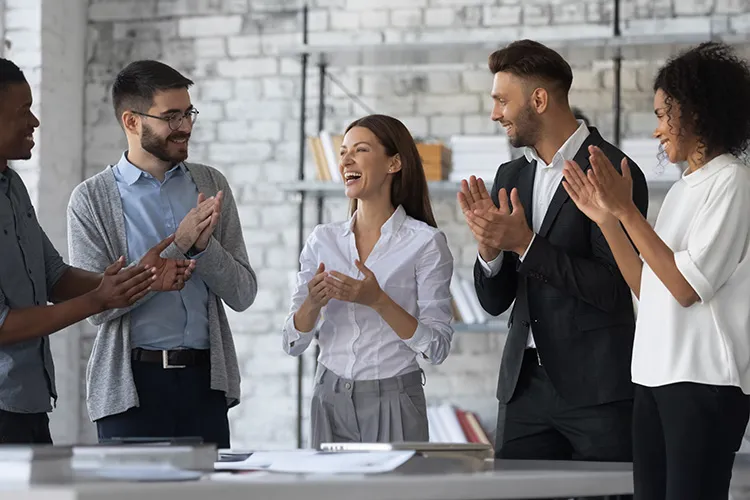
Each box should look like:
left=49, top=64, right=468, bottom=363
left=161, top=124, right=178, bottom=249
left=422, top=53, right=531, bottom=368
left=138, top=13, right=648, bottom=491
left=507, top=103, right=540, bottom=149
left=141, top=123, right=189, bottom=164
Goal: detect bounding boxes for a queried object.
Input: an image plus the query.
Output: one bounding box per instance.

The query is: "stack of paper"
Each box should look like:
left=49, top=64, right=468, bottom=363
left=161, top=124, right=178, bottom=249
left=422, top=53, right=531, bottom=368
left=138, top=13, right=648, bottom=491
left=72, top=444, right=218, bottom=472
left=214, top=449, right=415, bottom=474
left=0, top=446, right=73, bottom=484
left=449, top=135, right=510, bottom=184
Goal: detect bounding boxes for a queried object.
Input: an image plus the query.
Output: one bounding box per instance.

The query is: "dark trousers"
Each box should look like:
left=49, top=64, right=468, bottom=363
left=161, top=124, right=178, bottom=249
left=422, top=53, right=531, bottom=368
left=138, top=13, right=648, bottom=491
left=0, top=409, right=52, bottom=444
left=96, top=359, right=230, bottom=449
left=497, top=350, right=633, bottom=500
left=633, top=383, right=749, bottom=500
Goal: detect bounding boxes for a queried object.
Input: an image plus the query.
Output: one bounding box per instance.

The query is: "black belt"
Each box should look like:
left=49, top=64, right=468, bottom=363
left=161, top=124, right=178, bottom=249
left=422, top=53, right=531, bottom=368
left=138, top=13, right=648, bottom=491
left=131, top=348, right=210, bottom=369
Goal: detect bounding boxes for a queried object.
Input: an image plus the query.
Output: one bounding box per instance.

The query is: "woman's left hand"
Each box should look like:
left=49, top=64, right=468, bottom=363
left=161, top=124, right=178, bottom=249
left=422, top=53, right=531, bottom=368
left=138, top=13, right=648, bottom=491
left=325, top=260, right=384, bottom=308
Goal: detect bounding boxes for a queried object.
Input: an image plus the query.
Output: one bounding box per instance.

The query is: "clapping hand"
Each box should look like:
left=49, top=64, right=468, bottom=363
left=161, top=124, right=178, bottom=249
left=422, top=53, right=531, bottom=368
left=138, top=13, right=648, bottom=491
left=140, top=235, right=196, bottom=292
left=324, top=260, right=384, bottom=308
left=305, top=263, right=331, bottom=309
left=458, top=175, right=534, bottom=257
left=562, top=159, right=615, bottom=225
left=194, top=191, right=223, bottom=252
left=586, top=146, right=635, bottom=219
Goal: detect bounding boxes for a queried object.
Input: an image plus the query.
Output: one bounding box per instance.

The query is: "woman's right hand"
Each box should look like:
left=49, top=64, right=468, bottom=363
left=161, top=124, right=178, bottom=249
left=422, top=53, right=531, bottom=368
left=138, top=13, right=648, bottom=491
left=304, top=262, right=330, bottom=310
left=562, top=159, right=617, bottom=226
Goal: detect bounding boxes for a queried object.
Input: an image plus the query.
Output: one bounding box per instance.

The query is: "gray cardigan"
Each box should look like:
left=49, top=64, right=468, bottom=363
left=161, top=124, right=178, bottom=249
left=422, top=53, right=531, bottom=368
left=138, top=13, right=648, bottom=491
left=67, top=162, right=257, bottom=422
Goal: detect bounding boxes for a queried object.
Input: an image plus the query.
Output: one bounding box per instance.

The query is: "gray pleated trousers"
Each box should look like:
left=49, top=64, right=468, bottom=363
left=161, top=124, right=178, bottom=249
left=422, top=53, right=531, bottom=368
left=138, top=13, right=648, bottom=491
left=310, top=364, right=429, bottom=449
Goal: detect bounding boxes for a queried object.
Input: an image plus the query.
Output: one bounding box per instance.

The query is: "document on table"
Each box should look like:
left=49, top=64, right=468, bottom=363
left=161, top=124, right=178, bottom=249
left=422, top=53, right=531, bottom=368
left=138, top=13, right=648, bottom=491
left=215, top=449, right=415, bottom=474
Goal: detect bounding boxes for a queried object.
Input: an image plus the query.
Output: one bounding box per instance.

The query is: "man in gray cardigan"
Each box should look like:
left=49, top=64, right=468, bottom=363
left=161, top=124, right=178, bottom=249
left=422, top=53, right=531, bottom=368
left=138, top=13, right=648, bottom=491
left=68, top=61, right=257, bottom=449
left=0, top=58, right=193, bottom=444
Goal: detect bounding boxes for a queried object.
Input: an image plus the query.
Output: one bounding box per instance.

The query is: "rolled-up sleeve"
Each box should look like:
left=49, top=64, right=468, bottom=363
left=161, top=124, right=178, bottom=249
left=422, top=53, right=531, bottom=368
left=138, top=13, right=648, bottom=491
left=41, top=228, right=70, bottom=296
left=282, top=228, right=320, bottom=356
left=674, top=175, right=750, bottom=303
left=402, top=231, right=455, bottom=364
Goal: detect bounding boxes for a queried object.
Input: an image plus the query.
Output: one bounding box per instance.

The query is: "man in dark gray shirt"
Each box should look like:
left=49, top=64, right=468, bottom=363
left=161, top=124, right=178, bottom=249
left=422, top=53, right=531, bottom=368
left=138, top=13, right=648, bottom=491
left=0, top=59, right=195, bottom=444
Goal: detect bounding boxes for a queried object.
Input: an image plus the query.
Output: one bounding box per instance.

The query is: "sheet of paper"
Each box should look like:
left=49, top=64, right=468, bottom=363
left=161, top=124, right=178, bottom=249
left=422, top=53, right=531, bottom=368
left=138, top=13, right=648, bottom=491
left=215, top=450, right=415, bottom=474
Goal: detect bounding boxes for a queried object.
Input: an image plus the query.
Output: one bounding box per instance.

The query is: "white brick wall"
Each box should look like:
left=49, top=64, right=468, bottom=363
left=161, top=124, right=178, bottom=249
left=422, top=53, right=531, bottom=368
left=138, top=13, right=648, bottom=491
left=0, top=0, right=740, bottom=448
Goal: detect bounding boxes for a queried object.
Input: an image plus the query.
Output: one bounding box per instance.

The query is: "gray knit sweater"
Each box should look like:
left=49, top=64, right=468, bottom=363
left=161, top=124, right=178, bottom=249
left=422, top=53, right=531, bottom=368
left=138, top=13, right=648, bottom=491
left=67, top=162, right=256, bottom=422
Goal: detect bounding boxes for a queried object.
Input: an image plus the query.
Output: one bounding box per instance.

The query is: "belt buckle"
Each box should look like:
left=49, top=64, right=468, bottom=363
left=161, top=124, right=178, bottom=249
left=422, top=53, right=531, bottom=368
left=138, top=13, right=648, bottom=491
left=162, top=350, right=186, bottom=369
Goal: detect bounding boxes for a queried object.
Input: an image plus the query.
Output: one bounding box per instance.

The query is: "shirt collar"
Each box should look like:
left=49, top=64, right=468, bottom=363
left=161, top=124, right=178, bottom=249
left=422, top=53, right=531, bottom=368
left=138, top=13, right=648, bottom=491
left=115, top=151, right=187, bottom=186
left=682, top=153, right=739, bottom=187
left=524, top=120, right=590, bottom=168
left=342, top=204, right=407, bottom=236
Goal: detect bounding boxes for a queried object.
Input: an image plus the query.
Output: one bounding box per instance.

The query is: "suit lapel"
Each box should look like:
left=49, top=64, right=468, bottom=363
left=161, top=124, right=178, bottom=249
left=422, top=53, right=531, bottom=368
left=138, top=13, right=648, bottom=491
left=537, top=128, right=604, bottom=238
left=515, top=159, right=535, bottom=230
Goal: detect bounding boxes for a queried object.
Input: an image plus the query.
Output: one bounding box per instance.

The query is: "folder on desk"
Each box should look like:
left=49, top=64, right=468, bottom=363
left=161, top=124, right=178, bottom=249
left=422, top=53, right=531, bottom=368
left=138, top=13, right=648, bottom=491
left=319, top=441, right=493, bottom=460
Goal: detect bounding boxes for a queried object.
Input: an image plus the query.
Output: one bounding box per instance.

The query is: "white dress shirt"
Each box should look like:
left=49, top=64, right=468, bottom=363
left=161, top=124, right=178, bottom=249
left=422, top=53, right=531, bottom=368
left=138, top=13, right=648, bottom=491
left=631, top=154, right=750, bottom=393
left=478, top=120, right=590, bottom=348
left=282, top=205, right=455, bottom=380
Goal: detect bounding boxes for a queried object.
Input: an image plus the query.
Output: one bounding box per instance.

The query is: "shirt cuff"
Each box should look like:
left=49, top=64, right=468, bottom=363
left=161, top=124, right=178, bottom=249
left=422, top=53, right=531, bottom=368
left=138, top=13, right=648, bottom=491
left=402, top=322, right=432, bottom=359
left=0, top=305, right=8, bottom=330
left=518, top=233, right=537, bottom=262
left=674, top=249, right=714, bottom=303
left=478, top=251, right=504, bottom=278
left=283, top=313, right=316, bottom=348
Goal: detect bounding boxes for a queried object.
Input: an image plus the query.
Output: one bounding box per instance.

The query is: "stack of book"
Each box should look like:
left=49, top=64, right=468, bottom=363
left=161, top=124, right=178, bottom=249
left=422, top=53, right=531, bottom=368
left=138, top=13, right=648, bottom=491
left=450, top=274, right=489, bottom=325
left=308, top=132, right=451, bottom=182
left=427, top=403, right=493, bottom=451
left=448, top=135, right=512, bottom=185
left=308, top=131, right=344, bottom=182
left=0, top=446, right=73, bottom=484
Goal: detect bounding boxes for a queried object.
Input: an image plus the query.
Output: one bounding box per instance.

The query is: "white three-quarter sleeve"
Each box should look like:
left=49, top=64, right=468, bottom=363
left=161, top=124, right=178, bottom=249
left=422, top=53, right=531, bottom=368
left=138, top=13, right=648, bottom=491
left=674, top=174, right=750, bottom=303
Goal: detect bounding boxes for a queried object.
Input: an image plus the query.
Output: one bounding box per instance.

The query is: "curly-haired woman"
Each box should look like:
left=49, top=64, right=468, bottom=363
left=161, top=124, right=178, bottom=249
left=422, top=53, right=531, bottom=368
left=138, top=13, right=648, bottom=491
left=562, top=42, right=750, bottom=499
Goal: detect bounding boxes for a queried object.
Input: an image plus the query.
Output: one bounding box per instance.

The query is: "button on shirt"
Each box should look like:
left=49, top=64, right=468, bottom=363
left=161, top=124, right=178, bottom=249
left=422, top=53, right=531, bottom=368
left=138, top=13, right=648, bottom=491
left=282, top=205, right=454, bottom=380
left=479, top=120, right=590, bottom=348
left=113, top=153, right=209, bottom=350
left=632, top=154, right=750, bottom=393
left=0, top=167, right=69, bottom=413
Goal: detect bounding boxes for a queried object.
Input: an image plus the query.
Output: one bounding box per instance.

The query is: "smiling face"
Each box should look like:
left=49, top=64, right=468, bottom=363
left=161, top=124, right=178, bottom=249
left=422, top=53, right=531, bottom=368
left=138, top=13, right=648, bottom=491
left=491, top=72, right=542, bottom=149
left=0, top=81, right=39, bottom=164
left=339, top=126, right=400, bottom=201
left=652, top=88, right=696, bottom=164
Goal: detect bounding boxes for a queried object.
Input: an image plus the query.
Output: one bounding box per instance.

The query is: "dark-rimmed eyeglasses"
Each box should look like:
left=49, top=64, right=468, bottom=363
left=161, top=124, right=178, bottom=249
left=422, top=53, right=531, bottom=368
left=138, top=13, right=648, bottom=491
left=132, top=108, right=199, bottom=131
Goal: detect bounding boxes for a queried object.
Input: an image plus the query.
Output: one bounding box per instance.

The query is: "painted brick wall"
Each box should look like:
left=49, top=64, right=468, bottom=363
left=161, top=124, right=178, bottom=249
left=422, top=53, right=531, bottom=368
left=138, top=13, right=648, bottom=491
left=9, top=0, right=747, bottom=447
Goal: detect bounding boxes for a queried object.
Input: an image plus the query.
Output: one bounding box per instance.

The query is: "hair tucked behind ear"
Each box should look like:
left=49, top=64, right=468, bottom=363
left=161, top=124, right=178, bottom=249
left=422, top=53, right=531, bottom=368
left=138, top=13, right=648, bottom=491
left=344, top=114, right=437, bottom=228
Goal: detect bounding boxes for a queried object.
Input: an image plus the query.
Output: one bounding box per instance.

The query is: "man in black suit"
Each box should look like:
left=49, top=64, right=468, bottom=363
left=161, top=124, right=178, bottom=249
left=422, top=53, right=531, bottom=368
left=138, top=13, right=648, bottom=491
left=459, top=40, right=649, bottom=466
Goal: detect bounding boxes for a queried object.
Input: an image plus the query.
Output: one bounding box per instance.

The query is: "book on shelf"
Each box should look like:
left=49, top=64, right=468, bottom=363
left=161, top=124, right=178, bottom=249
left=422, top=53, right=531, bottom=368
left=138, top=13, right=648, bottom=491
left=427, top=403, right=494, bottom=452
left=450, top=274, right=489, bottom=325
left=308, top=132, right=344, bottom=182
left=308, top=132, right=450, bottom=182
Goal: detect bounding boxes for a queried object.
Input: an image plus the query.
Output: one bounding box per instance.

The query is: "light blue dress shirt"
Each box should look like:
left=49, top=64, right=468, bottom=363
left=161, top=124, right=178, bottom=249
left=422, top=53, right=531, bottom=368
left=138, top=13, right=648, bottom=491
left=113, top=153, right=209, bottom=350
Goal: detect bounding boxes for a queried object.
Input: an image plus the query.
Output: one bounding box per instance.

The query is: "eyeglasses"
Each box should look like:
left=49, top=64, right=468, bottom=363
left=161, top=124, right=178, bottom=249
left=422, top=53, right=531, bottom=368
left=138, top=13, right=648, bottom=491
left=132, top=108, right=199, bottom=131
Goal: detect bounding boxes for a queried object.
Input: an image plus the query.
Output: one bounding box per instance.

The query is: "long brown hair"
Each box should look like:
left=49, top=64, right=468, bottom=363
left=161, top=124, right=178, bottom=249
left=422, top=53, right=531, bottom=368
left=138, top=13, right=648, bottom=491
left=344, top=114, right=437, bottom=228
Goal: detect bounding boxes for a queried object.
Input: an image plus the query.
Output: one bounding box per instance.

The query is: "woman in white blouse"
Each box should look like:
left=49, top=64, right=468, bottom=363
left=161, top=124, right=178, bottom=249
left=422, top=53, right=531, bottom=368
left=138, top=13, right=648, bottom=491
left=562, top=42, right=750, bottom=500
left=283, top=114, right=454, bottom=447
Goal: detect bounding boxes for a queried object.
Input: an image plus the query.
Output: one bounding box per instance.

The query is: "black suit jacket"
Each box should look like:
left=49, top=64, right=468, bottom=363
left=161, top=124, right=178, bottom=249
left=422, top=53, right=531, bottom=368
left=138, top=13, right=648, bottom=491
left=474, top=127, right=649, bottom=407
